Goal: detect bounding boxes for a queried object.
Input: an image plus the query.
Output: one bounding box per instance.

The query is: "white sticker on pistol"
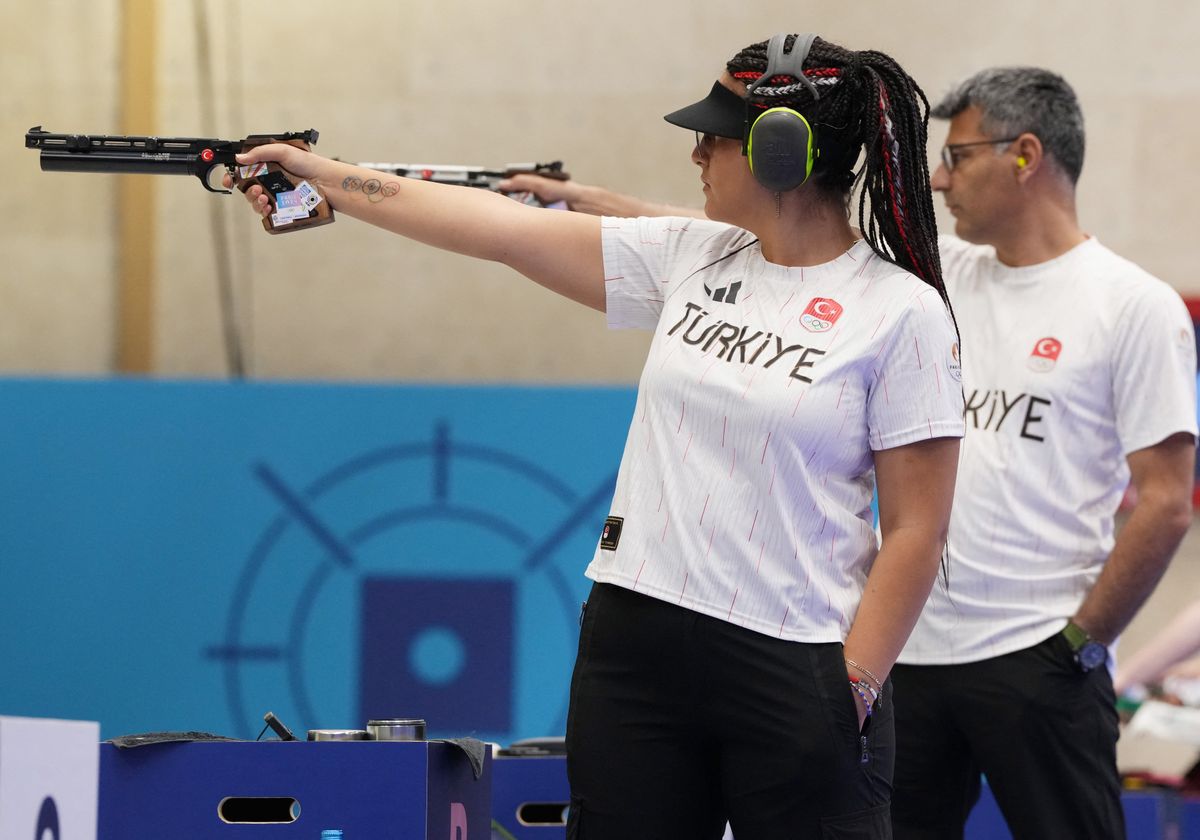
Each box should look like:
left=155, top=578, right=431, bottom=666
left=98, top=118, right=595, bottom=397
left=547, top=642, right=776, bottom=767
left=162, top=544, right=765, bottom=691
left=295, top=180, right=323, bottom=210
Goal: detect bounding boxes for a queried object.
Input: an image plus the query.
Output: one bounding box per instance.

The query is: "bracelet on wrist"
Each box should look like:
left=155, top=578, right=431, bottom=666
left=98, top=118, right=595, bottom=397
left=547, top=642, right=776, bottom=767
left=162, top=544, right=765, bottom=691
left=849, top=679, right=875, bottom=716
left=849, top=675, right=879, bottom=705
left=845, top=659, right=884, bottom=697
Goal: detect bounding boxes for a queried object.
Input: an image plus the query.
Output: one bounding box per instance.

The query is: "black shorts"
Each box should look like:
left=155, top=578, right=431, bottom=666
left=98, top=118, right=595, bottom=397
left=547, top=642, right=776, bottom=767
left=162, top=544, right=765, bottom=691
left=890, top=632, right=1124, bottom=840
left=565, top=582, right=893, bottom=840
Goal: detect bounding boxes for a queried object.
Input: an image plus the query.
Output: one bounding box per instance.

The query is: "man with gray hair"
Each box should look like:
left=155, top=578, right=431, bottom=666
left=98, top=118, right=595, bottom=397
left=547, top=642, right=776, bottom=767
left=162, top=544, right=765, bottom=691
left=885, top=66, right=1195, bottom=839
left=501, top=65, right=1197, bottom=839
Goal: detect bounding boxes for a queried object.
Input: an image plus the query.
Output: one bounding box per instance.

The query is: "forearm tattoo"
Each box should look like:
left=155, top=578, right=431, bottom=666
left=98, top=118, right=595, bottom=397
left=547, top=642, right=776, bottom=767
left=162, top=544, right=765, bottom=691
left=342, top=174, right=400, bottom=203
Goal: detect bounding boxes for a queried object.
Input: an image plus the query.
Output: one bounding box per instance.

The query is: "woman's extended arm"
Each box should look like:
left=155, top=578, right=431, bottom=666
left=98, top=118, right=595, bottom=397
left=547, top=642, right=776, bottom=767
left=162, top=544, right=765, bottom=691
left=843, top=436, right=960, bottom=726
left=234, top=144, right=609, bottom=311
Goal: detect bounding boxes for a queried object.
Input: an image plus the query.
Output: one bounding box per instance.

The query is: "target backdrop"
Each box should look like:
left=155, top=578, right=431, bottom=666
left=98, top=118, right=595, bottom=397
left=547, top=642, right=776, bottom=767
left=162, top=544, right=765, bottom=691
left=0, top=379, right=633, bottom=743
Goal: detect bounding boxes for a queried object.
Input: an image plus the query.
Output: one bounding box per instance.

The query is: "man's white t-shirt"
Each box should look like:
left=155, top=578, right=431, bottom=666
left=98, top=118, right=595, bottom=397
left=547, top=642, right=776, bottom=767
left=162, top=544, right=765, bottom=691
left=585, top=216, right=965, bottom=643
left=900, top=235, right=1198, bottom=665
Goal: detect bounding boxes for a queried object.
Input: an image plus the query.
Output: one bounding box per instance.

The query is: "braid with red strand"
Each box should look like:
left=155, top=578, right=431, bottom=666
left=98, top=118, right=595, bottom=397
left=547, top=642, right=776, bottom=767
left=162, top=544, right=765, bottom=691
left=727, top=37, right=952, bottom=315
left=853, top=51, right=943, bottom=293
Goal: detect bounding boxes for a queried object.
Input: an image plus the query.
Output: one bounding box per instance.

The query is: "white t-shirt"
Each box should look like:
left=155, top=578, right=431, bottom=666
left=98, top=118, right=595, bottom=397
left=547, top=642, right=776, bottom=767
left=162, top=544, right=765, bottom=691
left=900, top=235, right=1198, bottom=665
left=585, top=216, right=965, bottom=643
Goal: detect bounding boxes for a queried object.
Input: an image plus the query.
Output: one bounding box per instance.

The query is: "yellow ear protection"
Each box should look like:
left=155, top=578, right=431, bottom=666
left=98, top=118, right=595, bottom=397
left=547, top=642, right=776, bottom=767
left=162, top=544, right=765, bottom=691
left=744, top=33, right=821, bottom=192
left=1017, top=155, right=1028, bottom=168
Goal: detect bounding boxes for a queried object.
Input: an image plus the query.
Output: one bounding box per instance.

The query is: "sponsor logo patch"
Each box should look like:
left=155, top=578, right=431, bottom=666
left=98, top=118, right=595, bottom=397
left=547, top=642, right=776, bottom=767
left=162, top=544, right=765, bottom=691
left=703, top=280, right=742, bottom=304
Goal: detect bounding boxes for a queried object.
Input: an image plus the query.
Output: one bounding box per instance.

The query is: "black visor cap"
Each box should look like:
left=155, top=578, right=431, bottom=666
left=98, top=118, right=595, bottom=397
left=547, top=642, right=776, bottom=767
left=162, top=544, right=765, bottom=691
left=663, top=81, right=747, bottom=140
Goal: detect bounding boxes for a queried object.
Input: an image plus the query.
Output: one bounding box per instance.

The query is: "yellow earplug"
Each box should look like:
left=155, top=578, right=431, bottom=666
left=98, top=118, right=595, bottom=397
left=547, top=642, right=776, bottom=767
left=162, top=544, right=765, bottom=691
left=1017, top=156, right=1028, bottom=168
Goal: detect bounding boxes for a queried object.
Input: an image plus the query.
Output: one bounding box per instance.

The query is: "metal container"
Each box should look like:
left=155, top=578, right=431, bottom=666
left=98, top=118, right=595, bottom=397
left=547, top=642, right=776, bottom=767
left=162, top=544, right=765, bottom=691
left=366, top=719, right=426, bottom=741
left=306, top=729, right=369, bottom=742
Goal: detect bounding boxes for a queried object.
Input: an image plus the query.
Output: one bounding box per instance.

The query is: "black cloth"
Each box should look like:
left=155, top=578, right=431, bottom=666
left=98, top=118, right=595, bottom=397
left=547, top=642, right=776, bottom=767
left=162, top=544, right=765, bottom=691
left=890, top=632, right=1124, bottom=840
left=435, top=737, right=487, bottom=779
left=106, top=731, right=239, bottom=748
left=565, top=582, right=893, bottom=840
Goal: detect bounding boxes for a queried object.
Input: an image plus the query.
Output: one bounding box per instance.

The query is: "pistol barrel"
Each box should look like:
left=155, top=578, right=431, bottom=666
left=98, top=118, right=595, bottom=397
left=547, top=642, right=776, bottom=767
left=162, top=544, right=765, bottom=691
left=37, top=148, right=201, bottom=177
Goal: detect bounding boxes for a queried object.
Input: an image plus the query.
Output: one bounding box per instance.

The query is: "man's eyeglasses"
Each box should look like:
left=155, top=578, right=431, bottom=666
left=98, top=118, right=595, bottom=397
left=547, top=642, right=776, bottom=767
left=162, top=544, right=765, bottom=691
left=694, top=131, right=718, bottom=153
left=940, top=137, right=1020, bottom=172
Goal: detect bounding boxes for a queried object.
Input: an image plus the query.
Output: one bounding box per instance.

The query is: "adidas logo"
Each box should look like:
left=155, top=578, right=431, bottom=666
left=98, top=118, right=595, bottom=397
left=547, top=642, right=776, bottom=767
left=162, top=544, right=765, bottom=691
left=703, top=280, right=742, bottom=304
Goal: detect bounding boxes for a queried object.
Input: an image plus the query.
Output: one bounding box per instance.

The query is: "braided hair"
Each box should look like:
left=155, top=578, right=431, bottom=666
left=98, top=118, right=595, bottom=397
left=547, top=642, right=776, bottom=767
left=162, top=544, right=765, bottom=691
left=728, top=36, right=948, bottom=306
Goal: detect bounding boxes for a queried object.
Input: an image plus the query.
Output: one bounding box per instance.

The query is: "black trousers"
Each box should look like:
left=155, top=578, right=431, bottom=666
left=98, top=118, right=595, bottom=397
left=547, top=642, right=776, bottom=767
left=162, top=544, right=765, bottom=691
left=890, top=632, right=1124, bottom=840
left=565, top=582, right=893, bottom=840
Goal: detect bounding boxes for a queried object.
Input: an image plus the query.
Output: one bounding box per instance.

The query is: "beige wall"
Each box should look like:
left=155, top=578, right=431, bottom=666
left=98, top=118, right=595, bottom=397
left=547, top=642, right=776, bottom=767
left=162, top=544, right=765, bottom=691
left=5, top=0, right=1200, bottom=767
left=7, top=0, right=1199, bottom=381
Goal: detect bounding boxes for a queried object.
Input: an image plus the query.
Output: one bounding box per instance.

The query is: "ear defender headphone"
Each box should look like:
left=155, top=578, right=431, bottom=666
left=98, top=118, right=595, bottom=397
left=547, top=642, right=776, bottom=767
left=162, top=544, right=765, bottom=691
left=744, top=33, right=821, bottom=192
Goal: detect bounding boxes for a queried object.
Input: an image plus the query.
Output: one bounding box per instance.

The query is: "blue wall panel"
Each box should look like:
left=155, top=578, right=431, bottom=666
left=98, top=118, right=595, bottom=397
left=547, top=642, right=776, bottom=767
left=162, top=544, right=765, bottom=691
left=0, top=378, right=636, bottom=744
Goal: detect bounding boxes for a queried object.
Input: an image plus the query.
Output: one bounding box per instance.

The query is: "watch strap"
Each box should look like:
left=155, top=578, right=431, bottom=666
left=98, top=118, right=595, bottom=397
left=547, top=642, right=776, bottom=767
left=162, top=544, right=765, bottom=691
left=1061, top=620, right=1090, bottom=651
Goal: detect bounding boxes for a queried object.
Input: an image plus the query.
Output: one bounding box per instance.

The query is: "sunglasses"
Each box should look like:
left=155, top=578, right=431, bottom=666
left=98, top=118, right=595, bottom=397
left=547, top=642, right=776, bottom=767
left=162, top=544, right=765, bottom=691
left=694, top=131, right=718, bottom=153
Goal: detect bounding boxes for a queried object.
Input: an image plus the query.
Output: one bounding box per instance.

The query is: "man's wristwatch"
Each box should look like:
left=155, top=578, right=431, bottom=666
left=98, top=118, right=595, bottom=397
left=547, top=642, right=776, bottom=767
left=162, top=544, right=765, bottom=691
left=1061, top=621, right=1107, bottom=673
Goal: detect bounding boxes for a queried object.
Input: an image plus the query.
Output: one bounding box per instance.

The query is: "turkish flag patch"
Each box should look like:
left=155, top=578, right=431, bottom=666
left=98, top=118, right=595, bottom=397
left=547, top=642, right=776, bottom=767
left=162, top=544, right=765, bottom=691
left=1028, top=337, right=1062, bottom=372
left=800, top=297, right=844, bottom=332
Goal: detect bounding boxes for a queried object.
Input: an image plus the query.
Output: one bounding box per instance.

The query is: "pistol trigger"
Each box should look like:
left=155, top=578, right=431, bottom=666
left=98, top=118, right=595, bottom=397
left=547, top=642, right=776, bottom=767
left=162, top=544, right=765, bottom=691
left=198, top=165, right=230, bottom=194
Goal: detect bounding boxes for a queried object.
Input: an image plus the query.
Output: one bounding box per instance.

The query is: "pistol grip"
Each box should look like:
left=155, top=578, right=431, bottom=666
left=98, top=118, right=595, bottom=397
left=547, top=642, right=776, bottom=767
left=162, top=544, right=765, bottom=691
left=233, top=139, right=335, bottom=235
